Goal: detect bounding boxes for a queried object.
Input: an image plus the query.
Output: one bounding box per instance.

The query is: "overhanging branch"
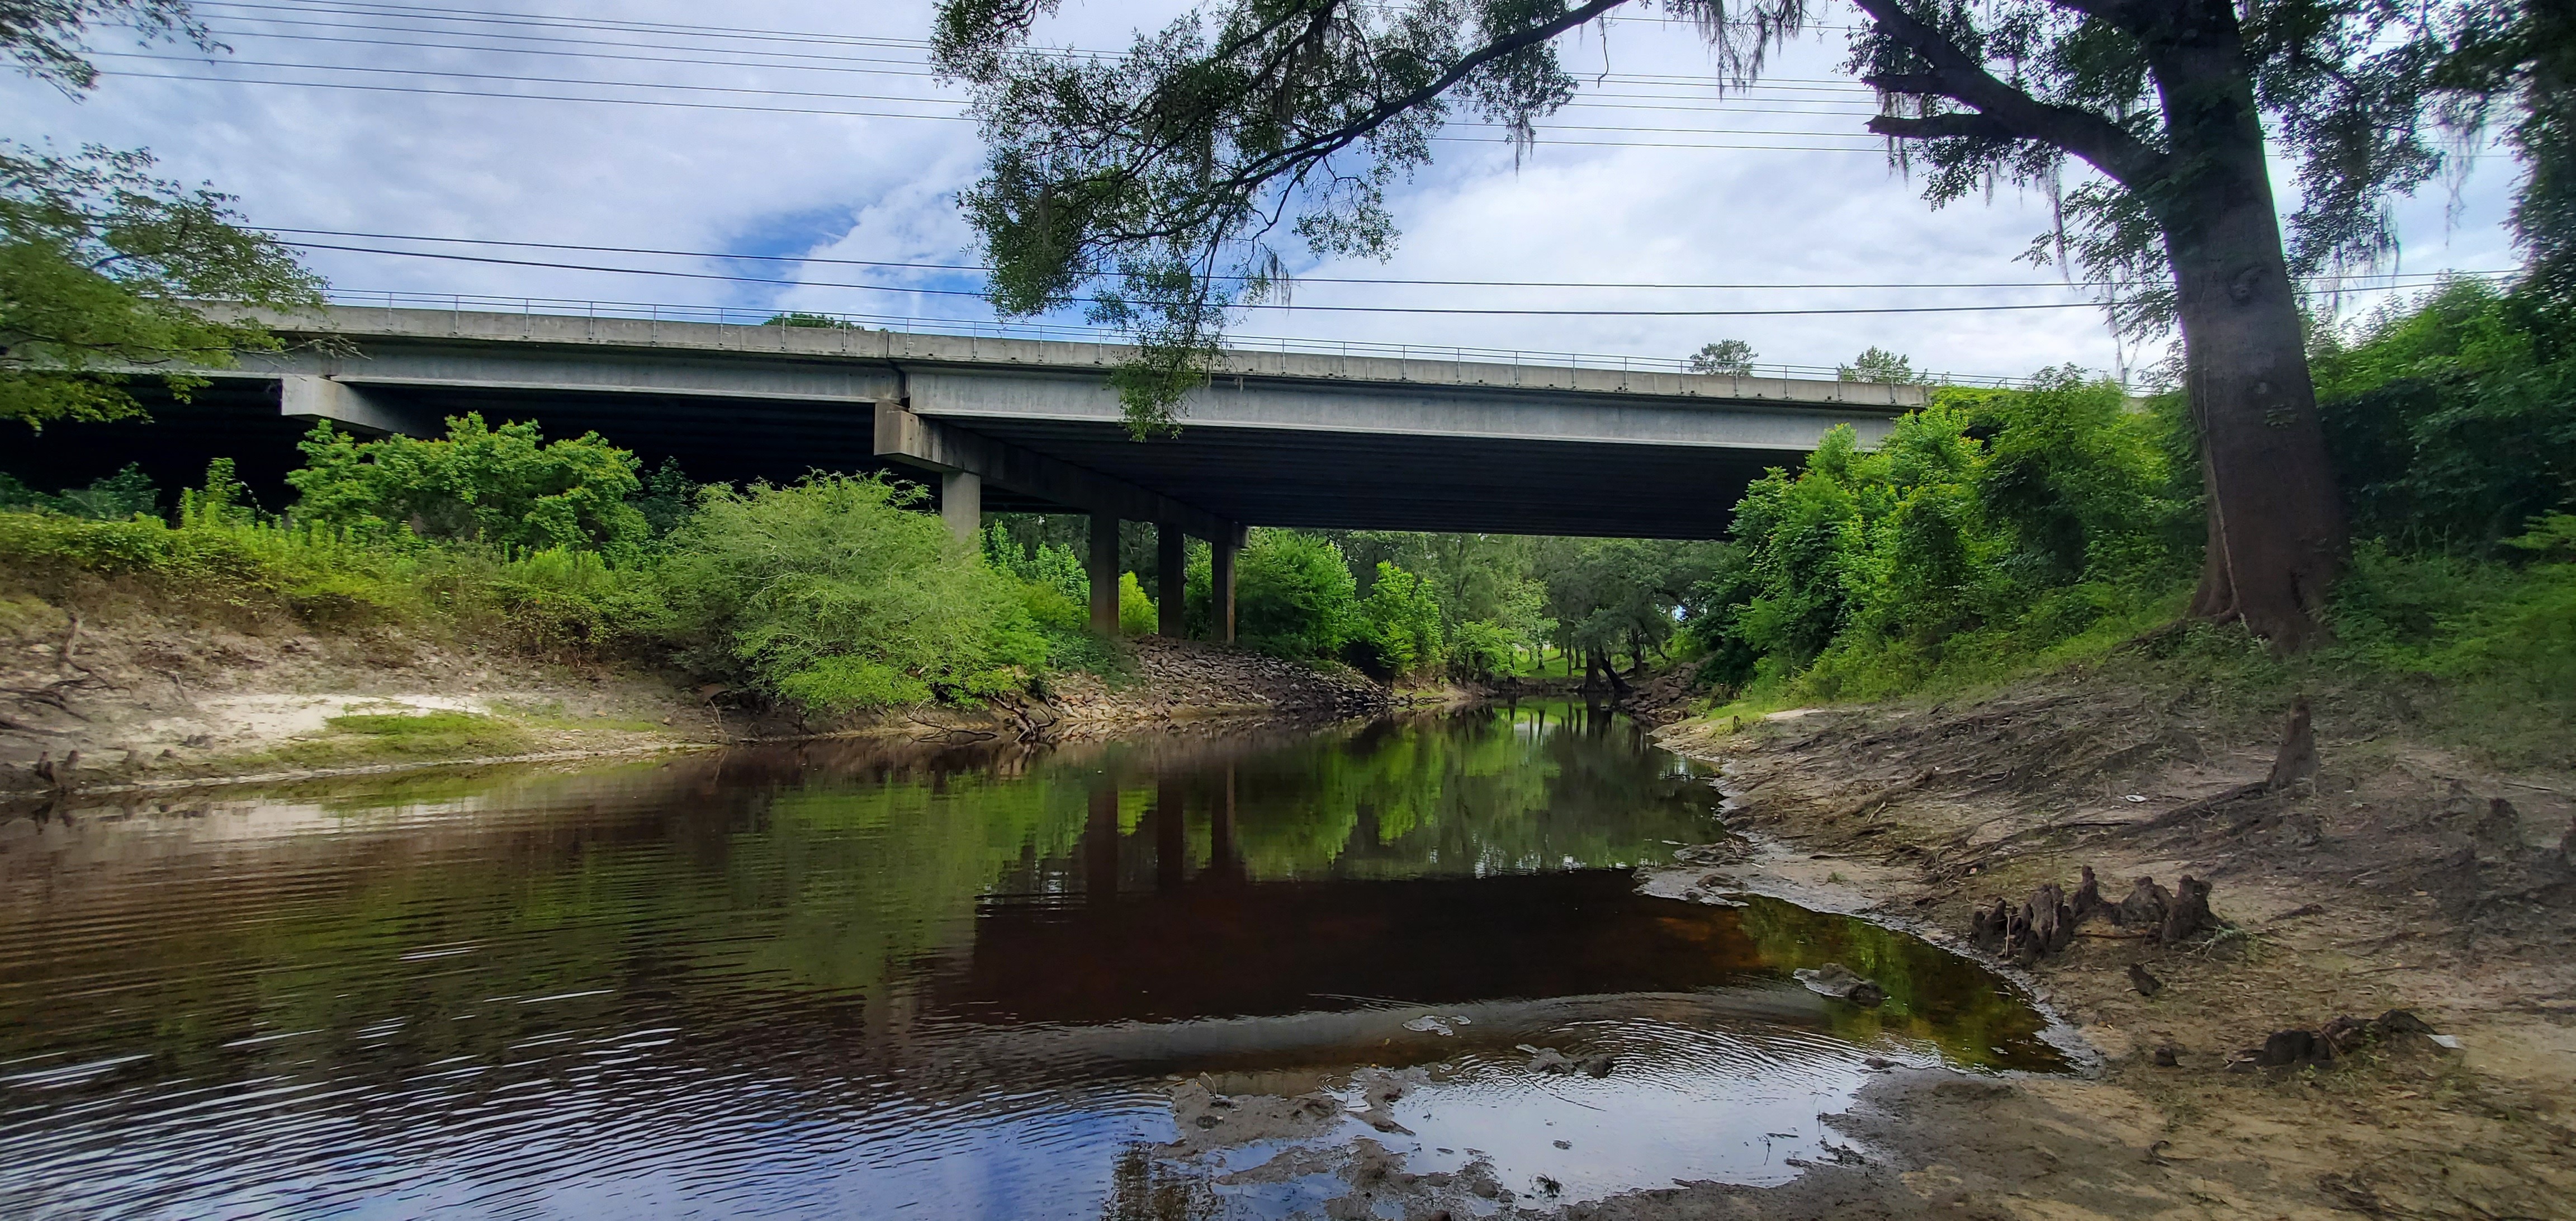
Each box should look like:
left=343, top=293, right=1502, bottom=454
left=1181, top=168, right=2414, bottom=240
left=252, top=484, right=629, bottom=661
left=1869, top=112, right=2016, bottom=141
left=1849, top=0, right=2164, bottom=187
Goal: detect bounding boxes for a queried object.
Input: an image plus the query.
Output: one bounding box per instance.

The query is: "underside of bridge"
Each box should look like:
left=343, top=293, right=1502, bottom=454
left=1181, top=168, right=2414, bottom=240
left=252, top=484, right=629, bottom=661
left=7, top=376, right=1844, bottom=539
left=2, top=309, right=1917, bottom=640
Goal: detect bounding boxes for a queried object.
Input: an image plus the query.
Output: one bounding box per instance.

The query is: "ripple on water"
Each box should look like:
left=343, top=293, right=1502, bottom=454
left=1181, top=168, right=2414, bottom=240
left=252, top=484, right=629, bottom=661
left=0, top=702, right=2063, bottom=1219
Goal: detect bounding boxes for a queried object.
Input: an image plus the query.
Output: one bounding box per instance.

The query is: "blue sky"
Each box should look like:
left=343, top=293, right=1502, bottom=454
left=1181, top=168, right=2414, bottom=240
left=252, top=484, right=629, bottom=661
left=3, top=0, right=2527, bottom=383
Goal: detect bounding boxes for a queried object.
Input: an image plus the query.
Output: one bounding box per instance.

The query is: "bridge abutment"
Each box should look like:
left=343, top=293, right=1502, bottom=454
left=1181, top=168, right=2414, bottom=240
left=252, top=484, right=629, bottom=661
left=940, top=470, right=981, bottom=542
left=1157, top=526, right=1186, bottom=638
left=1089, top=512, right=1121, bottom=635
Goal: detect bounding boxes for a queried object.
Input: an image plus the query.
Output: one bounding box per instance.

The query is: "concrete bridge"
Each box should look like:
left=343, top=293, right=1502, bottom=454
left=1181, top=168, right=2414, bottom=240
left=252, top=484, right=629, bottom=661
left=51, top=305, right=1924, bottom=637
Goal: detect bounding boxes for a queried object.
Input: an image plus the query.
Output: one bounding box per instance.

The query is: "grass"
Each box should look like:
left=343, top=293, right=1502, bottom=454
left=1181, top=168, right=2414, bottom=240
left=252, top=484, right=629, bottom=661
left=326, top=711, right=530, bottom=748
left=242, top=711, right=538, bottom=770
left=486, top=698, right=664, bottom=733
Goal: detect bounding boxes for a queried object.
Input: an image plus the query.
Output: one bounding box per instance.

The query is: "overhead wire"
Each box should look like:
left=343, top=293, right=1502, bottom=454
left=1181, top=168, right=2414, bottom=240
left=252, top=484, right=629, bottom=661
left=172, top=30, right=1888, bottom=116
left=103, top=70, right=1902, bottom=149
left=94, top=53, right=1891, bottom=138
left=278, top=239, right=2122, bottom=315
left=265, top=228, right=2519, bottom=294
left=187, top=0, right=1883, bottom=88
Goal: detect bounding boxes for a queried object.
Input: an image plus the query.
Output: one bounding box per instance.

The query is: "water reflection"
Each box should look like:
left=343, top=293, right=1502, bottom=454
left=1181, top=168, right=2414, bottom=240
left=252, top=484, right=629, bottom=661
left=0, top=702, right=2059, bottom=1219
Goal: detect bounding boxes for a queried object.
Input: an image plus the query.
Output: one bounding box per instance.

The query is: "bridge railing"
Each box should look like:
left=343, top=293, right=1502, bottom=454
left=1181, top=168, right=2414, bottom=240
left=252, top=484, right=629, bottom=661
left=324, top=288, right=2051, bottom=390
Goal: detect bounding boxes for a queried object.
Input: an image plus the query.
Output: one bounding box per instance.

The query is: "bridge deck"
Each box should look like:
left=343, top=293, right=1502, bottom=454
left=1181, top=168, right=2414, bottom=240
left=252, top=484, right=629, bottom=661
left=14, top=306, right=1921, bottom=541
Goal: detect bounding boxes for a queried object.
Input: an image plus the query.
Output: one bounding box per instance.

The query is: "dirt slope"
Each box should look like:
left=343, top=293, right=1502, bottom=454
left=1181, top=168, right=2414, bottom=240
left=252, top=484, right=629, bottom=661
left=1626, top=674, right=2576, bottom=1220
left=0, top=592, right=1389, bottom=796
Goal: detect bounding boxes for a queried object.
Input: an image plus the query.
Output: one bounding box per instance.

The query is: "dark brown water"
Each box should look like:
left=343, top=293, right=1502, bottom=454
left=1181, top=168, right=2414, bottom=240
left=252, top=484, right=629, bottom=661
left=0, top=702, right=2064, bottom=1219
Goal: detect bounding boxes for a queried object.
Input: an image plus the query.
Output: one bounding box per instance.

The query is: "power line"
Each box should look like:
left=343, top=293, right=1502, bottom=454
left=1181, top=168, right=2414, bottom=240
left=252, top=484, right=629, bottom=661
left=190, top=0, right=1883, bottom=88
left=266, top=228, right=2520, bottom=294
left=279, top=239, right=2124, bottom=315
left=282, top=238, right=2511, bottom=315
left=177, top=30, right=1887, bottom=116
left=97, top=53, right=1891, bottom=138
left=186, top=19, right=1883, bottom=97
left=106, top=70, right=1900, bottom=150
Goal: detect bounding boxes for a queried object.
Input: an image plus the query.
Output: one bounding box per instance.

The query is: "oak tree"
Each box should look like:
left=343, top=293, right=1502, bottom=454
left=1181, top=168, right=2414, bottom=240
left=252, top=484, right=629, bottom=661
left=933, top=0, right=2506, bottom=649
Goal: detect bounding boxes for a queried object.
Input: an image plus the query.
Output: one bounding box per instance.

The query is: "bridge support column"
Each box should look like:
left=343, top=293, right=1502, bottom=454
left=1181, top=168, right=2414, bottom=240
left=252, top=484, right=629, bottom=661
left=1088, top=511, right=1121, bottom=635
left=1156, top=524, right=1186, bottom=638
left=940, top=470, right=981, bottom=543
left=1210, top=531, right=1239, bottom=644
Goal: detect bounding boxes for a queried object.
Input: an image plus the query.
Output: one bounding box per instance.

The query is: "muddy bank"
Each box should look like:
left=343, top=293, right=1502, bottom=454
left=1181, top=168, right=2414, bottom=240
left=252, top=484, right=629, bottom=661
left=0, top=596, right=1389, bottom=797
left=1090, top=675, right=2575, bottom=1219
left=1615, top=682, right=2576, bottom=1221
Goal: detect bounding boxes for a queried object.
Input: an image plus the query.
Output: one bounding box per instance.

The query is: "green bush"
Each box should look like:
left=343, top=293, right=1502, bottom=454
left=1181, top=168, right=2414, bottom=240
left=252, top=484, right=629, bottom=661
left=2313, top=280, right=2576, bottom=552
left=1118, top=570, right=1157, bottom=635
left=287, top=414, right=651, bottom=559
left=1236, top=529, right=1361, bottom=658
left=0, top=463, right=156, bottom=518
left=1710, top=371, right=2184, bottom=701
left=656, top=475, right=1044, bottom=711
left=1446, top=619, right=1514, bottom=680
left=1353, top=561, right=1443, bottom=676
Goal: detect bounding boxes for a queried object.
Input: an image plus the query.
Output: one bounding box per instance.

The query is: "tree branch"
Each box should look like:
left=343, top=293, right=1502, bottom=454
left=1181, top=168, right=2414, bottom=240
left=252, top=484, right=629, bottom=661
left=1849, top=0, right=2164, bottom=187
left=1213, top=0, right=1639, bottom=196
left=1869, top=112, right=2017, bottom=141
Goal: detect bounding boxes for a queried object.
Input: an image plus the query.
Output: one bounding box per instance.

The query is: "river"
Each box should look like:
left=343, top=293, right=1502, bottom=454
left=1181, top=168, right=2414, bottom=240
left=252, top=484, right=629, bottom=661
left=0, top=701, right=2065, bottom=1218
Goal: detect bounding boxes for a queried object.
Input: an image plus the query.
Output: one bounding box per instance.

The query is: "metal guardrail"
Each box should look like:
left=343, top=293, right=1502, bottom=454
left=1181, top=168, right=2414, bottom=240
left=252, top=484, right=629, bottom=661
left=323, top=289, right=2051, bottom=390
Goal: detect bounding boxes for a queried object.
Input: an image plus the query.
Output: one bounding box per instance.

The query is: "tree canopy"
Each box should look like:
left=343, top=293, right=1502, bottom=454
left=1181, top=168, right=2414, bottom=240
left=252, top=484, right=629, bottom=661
left=1, top=1, right=322, bottom=431
left=935, top=0, right=2487, bottom=428
left=1, top=145, right=323, bottom=430
left=932, top=0, right=2562, bottom=649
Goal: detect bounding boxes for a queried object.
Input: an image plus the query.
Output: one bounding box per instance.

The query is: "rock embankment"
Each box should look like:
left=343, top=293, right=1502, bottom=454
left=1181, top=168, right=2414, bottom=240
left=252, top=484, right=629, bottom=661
left=1044, top=637, right=1387, bottom=725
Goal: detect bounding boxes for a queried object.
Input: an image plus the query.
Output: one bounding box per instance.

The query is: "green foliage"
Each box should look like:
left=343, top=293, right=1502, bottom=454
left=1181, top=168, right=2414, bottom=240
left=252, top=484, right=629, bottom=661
left=286, top=415, right=651, bottom=559
left=763, top=311, right=858, bottom=328
left=1117, top=570, right=1157, bottom=635
left=655, top=475, right=1044, bottom=712
left=1838, top=346, right=1921, bottom=385
left=1235, top=529, right=1360, bottom=659
left=2, top=144, right=321, bottom=430
left=935, top=0, right=2478, bottom=399
left=320, top=711, right=532, bottom=756
left=1355, top=561, right=1444, bottom=676
left=1445, top=619, right=1516, bottom=681
left=2310, top=278, right=2576, bottom=551
left=3, top=0, right=210, bottom=91
left=0, top=462, right=154, bottom=518
left=1688, top=339, right=1757, bottom=376
left=1711, top=372, right=2186, bottom=700
left=632, top=457, right=698, bottom=538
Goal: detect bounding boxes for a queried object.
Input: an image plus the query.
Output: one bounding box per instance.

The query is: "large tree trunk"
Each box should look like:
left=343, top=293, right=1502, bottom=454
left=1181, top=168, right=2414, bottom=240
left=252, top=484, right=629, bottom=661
left=2152, top=2, right=2347, bottom=651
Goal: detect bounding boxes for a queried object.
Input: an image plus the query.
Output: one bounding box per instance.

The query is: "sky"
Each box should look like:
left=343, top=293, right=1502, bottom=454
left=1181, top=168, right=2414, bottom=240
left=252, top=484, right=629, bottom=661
left=4, top=0, right=2531, bottom=385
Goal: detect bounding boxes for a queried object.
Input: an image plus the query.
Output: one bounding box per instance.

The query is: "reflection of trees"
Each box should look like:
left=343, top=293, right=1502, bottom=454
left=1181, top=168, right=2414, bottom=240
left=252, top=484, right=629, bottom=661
left=1221, top=701, right=1722, bottom=879
left=1, top=746, right=1099, bottom=1108
left=1098, top=1144, right=1217, bottom=1221
left=1728, top=896, right=2061, bottom=1070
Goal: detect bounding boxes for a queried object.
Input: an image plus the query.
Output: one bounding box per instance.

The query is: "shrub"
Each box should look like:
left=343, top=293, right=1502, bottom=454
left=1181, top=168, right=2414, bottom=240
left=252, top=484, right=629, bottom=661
left=1713, top=371, right=2184, bottom=701
left=2312, top=280, right=2576, bottom=552
left=0, top=463, right=157, bottom=518
left=1236, top=529, right=1360, bottom=658
left=1353, top=561, right=1443, bottom=676
left=1118, top=570, right=1157, bottom=635
left=1446, top=619, right=1514, bottom=680
left=655, top=475, right=1044, bottom=711
left=287, top=414, right=650, bottom=559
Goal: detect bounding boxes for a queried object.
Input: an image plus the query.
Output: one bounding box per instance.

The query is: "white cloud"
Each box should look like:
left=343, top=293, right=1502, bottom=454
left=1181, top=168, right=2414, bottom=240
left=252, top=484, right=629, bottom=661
left=3, top=0, right=2521, bottom=377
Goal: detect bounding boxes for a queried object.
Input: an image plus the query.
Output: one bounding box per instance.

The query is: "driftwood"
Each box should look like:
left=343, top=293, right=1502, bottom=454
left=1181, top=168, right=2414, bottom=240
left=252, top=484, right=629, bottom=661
left=1829, top=768, right=1937, bottom=820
